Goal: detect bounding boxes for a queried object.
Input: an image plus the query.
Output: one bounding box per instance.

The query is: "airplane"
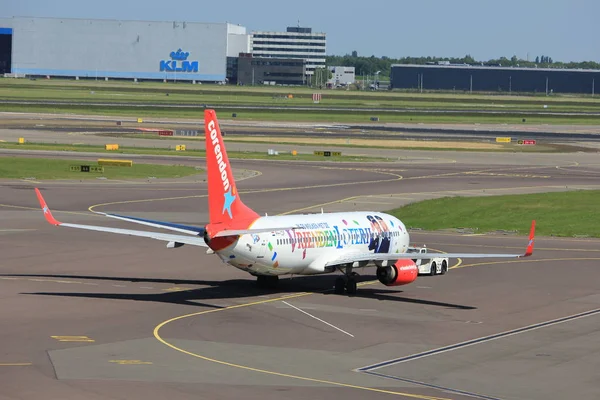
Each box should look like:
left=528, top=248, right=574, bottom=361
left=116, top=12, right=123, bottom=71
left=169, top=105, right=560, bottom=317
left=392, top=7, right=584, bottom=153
left=34, top=109, right=536, bottom=295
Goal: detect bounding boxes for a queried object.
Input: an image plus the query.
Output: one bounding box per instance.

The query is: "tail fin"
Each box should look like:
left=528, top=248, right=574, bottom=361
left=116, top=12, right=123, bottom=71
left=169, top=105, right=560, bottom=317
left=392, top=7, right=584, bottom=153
left=204, top=109, right=259, bottom=229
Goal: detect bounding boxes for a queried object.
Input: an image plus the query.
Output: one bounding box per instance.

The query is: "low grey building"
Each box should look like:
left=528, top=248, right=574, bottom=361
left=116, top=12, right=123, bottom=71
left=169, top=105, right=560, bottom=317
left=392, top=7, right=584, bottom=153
left=328, top=66, right=355, bottom=86
left=237, top=53, right=306, bottom=86
left=391, top=64, right=600, bottom=94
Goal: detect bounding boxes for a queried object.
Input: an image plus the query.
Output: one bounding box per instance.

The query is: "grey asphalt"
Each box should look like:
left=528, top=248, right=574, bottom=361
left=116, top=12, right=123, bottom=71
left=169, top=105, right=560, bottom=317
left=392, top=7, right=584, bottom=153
left=2, top=99, right=600, bottom=117
left=1, top=144, right=600, bottom=399
left=1, top=111, right=600, bottom=145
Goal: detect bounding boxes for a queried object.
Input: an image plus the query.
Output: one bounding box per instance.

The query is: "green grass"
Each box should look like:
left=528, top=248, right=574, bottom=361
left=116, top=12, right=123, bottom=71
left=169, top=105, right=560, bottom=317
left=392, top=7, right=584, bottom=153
left=0, top=157, right=202, bottom=180
left=2, top=103, right=599, bottom=125
left=388, top=191, right=600, bottom=237
left=0, top=142, right=388, bottom=162
left=3, top=78, right=600, bottom=104
left=1, top=79, right=599, bottom=123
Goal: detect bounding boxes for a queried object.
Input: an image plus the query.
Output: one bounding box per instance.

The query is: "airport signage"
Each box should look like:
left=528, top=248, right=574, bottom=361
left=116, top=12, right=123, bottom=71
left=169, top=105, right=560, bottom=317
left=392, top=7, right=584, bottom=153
left=160, top=49, right=199, bottom=73
left=314, top=151, right=342, bottom=157
left=158, top=130, right=174, bottom=136
left=518, top=139, right=537, bottom=145
left=495, top=137, right=512, bottom=143
left=70, top=165, right=104, bottom=173
left=175, top=129, right=200, bottom=137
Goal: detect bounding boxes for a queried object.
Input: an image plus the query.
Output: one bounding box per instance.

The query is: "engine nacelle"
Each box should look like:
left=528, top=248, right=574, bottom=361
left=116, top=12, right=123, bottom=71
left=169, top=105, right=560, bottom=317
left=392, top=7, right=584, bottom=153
left=376, top=259, right=418, bottom=286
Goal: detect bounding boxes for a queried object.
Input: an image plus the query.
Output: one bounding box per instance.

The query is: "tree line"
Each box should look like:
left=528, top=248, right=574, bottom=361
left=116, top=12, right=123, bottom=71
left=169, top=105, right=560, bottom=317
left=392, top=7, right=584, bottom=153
left=326, top=52, right=600, bottom=78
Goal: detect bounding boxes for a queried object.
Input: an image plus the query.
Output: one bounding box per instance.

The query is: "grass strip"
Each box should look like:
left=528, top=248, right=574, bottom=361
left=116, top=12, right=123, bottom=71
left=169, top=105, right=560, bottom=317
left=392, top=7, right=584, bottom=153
left=0, top=156, right=202, bottom=180
left=387, top=191, right=600, bottom=237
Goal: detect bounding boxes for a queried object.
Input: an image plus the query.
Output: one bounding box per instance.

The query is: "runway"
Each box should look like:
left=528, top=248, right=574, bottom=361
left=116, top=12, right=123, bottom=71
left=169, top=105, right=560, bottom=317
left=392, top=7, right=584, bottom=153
left=1, top=111, right=599, bottom=147
left=1, top=150, right=600, bottom=399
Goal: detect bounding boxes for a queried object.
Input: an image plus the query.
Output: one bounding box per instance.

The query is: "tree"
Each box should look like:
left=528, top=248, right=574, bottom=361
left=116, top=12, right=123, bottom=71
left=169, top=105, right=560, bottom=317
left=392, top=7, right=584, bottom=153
left=463, top=54, right=476, bottom=64
left=324, top=53, right=600, bottom=79
left=311, top=67, right=332, bottom=87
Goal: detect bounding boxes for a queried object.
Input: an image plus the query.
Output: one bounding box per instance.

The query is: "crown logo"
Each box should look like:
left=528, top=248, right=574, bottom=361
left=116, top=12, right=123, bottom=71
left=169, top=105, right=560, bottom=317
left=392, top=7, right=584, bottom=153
left=170, top=49, right=190, bottom=61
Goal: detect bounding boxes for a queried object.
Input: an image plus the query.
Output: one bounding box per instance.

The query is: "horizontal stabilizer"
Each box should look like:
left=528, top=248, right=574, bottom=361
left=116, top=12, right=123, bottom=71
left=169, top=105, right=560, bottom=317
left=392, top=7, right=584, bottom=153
left=34, top=188, right=208, bottom=247
left=95, top=211, right=205, bottom=236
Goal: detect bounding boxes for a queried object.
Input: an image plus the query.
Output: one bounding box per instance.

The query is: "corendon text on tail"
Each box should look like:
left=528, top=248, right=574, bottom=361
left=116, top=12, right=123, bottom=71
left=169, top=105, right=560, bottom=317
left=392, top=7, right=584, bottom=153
left=208, top=120, right=230, bottom=193
left=33, top=109, right=536, bottom=295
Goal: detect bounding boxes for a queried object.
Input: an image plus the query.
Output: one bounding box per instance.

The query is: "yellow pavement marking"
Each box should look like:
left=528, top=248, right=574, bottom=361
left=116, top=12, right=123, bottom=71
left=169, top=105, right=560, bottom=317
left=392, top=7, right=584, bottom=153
left=465, top=171, right=550, bottom=178
left=109, top=360, right=153, bottom=365
left=236, top=169, right=262, bottom=182
left=0, top=276, right=81, bottom=284
left=162, top=287, right=190, bottom=292
left=51, top=335, right=95, bottom=342
left=88, top=194, right=207, bottom=213
left=85, top=169, right=403, bottom=213
left=20, top=179, right=42, bottom=184
left=280, top=196, right=359, bottom=215
left=0, top=203, right=96, bottom=217
left=0, top=363, right=32, bottom=366
left=409, top=230, right=600, bottom=244
left=153, top=292, right=451, bottom=400
left=422, top=242, right=600, bottom=253
left=452, top=257, right=600, bottom=270
left=351, top=199, right=395, bottom=205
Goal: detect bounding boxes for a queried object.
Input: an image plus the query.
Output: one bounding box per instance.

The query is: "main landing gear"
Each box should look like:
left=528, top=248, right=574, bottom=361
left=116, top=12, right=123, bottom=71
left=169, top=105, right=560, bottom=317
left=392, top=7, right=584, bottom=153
left=334, top=266, right=358, bottom=295
left=257, top=275, right=279, bottom=289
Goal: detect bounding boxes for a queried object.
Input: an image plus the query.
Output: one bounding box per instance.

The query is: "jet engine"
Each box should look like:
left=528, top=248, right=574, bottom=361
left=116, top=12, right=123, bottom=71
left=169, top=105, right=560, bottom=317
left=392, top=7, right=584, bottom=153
left=376, top=259, right=418, bottom=286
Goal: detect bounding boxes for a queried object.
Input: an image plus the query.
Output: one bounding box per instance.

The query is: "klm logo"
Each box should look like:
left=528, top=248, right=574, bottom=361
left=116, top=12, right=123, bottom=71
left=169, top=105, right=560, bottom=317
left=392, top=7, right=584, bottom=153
left=160, top=49, right=199, bottom=73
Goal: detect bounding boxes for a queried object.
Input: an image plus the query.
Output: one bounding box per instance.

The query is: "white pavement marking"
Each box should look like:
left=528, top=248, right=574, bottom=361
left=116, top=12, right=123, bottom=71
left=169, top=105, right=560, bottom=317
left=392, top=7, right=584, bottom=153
left=358, top=307, right=600, bottom=371
left=282, top=300, right=355, bottom=338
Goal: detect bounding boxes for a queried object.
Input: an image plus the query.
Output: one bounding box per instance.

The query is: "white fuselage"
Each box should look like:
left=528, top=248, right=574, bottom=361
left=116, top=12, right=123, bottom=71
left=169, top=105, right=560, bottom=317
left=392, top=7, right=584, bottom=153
left=214, top=212, right=410, bottom=276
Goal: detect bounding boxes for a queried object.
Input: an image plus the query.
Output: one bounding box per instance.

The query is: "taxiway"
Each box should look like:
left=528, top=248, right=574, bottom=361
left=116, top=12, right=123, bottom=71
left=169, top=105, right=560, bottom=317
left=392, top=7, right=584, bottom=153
left=1, top=149, right=600, bottom=400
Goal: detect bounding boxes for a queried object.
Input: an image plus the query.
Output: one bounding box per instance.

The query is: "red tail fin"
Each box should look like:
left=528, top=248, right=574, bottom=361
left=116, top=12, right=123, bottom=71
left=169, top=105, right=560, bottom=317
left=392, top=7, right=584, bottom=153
left=204, top=109, right=258, bottom=230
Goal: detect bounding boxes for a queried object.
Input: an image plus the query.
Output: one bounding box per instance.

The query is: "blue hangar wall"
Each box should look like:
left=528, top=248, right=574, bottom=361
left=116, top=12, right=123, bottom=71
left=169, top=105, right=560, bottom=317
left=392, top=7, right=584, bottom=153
left=10, top=17, right=249, bottom=82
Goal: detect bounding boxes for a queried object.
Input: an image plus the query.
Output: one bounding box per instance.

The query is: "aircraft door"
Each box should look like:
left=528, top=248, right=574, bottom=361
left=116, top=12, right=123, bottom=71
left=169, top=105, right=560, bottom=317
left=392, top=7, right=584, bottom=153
left=257, top=238, right=268, bottom=259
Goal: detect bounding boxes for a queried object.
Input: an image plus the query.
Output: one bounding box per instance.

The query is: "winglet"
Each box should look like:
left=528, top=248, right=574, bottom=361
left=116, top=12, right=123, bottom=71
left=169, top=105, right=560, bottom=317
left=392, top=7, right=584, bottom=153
left=523, top=220, right=536, bottom=257
left=34, top=188, right=61, bottom=226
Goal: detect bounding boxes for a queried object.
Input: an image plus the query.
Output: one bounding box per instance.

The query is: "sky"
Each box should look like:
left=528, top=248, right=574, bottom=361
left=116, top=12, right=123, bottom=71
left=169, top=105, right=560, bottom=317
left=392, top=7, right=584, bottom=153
left=2, top=0, right=598, bottom=62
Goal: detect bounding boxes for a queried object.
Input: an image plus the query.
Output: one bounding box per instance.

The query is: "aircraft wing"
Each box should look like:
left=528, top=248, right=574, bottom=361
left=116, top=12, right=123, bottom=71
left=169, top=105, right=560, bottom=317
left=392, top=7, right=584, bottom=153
left=35, top=188, right=208, bottom=247
left=325, top=220, right=535, bottom=267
